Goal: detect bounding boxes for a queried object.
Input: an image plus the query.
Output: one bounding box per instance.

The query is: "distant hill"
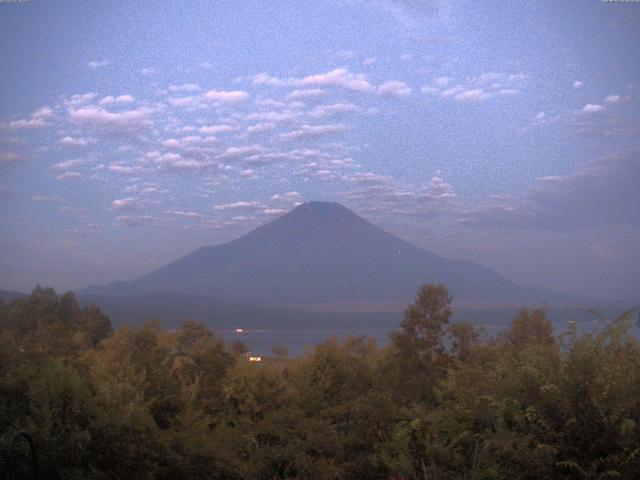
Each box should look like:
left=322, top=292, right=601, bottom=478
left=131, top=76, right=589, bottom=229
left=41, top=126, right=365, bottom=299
left=0, top=289, right=26, bottom=302
left=81, top=201, right=585, bottom=306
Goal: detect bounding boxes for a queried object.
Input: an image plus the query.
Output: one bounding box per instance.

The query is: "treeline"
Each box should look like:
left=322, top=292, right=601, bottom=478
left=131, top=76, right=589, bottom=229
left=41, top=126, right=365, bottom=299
left=1, top=285, right=639, bottom=479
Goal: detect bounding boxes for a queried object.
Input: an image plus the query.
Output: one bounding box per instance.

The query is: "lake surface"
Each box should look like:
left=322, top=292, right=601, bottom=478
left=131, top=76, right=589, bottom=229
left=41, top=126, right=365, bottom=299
left=219, top=320, right=639, bottom=357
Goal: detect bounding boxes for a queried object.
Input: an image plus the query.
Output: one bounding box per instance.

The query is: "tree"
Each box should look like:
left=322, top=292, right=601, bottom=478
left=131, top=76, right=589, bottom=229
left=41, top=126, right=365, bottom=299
left=388, top=284, right=453, bottom=403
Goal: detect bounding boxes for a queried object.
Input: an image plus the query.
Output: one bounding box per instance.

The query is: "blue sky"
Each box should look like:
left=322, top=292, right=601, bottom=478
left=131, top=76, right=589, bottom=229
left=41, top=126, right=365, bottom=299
left=0, top=0, right=638, bottom=300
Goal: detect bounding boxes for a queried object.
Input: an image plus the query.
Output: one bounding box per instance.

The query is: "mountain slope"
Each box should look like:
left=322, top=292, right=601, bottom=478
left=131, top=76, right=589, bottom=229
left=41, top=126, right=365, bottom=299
left=80, top=201, right=542, bottom=304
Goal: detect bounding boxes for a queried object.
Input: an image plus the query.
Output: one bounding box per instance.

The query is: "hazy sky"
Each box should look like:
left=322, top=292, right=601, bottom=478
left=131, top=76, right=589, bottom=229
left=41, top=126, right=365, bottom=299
left=0, top=0, right=638, bottom=300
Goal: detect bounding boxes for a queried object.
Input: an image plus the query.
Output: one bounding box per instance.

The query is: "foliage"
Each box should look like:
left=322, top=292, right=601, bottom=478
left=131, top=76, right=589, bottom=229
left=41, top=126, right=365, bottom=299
left=1, top=286, right=639, bottom=479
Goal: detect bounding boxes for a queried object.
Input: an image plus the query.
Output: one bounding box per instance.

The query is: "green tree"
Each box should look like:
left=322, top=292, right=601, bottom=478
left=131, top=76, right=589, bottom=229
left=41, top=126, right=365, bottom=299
left=388, top=283, right=453, bottom=403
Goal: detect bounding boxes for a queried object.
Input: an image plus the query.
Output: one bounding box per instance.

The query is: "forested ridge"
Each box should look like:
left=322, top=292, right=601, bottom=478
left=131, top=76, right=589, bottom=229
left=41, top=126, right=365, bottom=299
left=1, top=286, right=639, bottom=479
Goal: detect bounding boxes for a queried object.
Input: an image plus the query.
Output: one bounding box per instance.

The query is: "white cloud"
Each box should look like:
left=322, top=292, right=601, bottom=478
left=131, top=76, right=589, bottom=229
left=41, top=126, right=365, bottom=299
left=166, top=210, right=204, bottom=219
left=245, top=110, right=300, bottom=123
left=454, top=89, right=487, bottom=102
left=52, top=159, right=84, bottom=171
left=64, top=93, right=97, bottom=107
left=246, top=122, right=277, bottom=134
left=167, top=96, right=201, bottom=108
left=115, top=215, right=156, bottom=227
left=99, top=95, right=136, bottom=105
left=400, top=53, right=414, bottom=62
left=279, top=123, right=349, bottom=141
left=219, top=144, right=265, bottom=158
left=58, top=136, right=88, bottom=147
left=288, top=88, right=325, bottom=99
left=198, top=124, right=238, bottom=134
left=435, top=76, right=450, bottom=88
left=253, top=68, right=376, bottom=93
left=56, top=171, right=82, bottom=180
left=573, top=80, right=583, bottom=88
left=582, top=103, right=604, bottom=113
left=169, top=83, right=201, bottom=93
left=1, top=106, right=54, bottom=130
left=69, top=105, right=152, bottom=133
left=111, top=197, right=141, bottom=210
left=87, top=59, right=109, bottom=69
left=308, top=103, right=360, bottom=118
left=213, top=201, right=267, bottom=212
left=144, top=151, right=208, bottom=170
left=605, top=95, right=621, bottom=104
left=422, top=72, right=526, bottom=103
left=300, top=68, right=375, bottom=93
left=204, top=89, right=250, bottom=103
left=377, top=80, right=412, bottom=97
left=271, top=191, right=303, bottom=204
left=108, top=164, right=142, bottom=174
left=252, top=73, right=290, bottom=87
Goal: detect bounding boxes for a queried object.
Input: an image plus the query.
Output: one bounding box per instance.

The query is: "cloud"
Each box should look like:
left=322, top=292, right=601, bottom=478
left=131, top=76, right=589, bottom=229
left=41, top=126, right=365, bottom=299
left=64, top=93, right=97, bottom=107
left=454, top=88, right=487, bottom=102
left=252, top=73, right=290, bottom=87
left=605, top=95, right=621, bottom=104
left=52, top=159, right=84, bottom=171
left=58, top=136, right=89, bottom=147
left=435, top=76, right=450, bottom=87
left=166, top=210, right=204, bottom=219
left=377, top=80, right=412, bottom=97
left=219, top=144, right=266, bottom=159
left=115, top=215, right=156, bottom=227
left=246, top=122, right=277, bottom=134
left=271, top=191, right=304, bottom=204
left=288, top=89, right=325, bottom=99
left=144, top=151, right=212, bottom=170
left=99, top=95, right=136, bottom=105
left=108, top=164, right=142, bottom=174
left=204, top=89, right=250, bottom=103
left=111, top=197, right=143, bottom=211
left=308, top=103, right=361, bottom=118
left=582, top=103, right=604, bottom=113
left=198, top=124, right=238, bottom=134
left=422, top=72, right=526, bottom=103
left=245, top=110, right=300, bottom=123
left=69, top=105, right=152, bottom=134
left=168, top=83, right=201, bottom=93
left=87, top=59, right=109, bottom=69
left=529, top=111, right=561, bottom=128
left=1, top=106, right=54, bottom=130
left=32, top=195, right=63, bottom=203
left=0, top=152, right=24, bottom=166
left=279, top=123, right=349, bottom=141
left=253, top=68, right=375, bottom=93
left=299, top=68, right=375, bottom=93
left=573, top=80, right=583, bottom=88
left=460, top=151, right=640, bottom=230
left=213, top=201, right=267, bottom=212
left=343, top=171, right=458, bottom=219
left=56, top=171, right=82, bottom=181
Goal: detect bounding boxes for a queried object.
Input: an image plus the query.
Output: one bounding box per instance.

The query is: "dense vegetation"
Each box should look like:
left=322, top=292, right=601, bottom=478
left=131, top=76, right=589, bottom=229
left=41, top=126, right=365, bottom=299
left=1, top=286, right=639, bottom=479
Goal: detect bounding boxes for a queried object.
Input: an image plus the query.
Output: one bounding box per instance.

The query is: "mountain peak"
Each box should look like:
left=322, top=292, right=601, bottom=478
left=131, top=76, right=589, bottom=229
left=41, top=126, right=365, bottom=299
left=81, top=200, right=525, bottom=303
left=290, top=201, right=354, bottom=216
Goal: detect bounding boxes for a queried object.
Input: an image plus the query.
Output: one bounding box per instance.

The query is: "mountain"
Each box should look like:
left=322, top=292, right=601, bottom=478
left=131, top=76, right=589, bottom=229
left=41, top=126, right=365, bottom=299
left=81, top=201, right=563, bottom=306
left=0, top=289, right=26, bottom=302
